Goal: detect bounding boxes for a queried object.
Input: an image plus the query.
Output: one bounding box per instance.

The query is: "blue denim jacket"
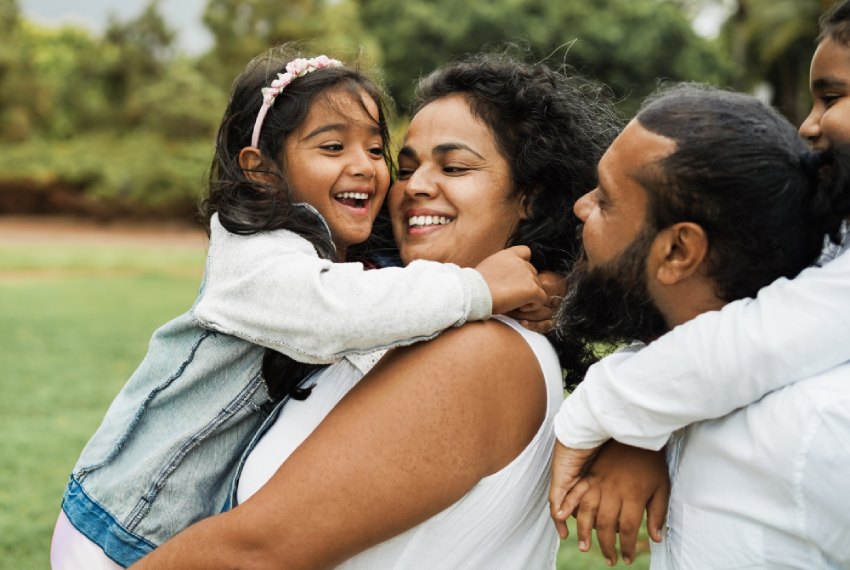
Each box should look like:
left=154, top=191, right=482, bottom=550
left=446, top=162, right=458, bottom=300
left=61, top=216, right=492, bottom=567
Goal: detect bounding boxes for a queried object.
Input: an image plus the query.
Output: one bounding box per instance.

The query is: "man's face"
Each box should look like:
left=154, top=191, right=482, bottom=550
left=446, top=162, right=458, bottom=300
left=558, top=120, right=674, bottom=345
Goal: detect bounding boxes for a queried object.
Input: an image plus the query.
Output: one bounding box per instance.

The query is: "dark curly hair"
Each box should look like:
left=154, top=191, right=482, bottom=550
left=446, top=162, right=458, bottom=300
left=411, top=51, right=622, bottom=379
left=819, top=0, right=850, bottom=46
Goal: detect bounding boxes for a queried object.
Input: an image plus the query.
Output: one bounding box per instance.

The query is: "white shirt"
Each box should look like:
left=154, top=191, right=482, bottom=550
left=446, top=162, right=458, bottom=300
left=238, top=317, right=564, bottom=569
left=554, top=228, right=850, bottom=450
left=650, top=362, right=850, bottom=569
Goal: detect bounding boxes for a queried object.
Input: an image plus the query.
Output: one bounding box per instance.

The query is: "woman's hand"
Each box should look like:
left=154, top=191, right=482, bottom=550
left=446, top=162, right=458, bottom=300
left=560, top=441, right=669, bottom=566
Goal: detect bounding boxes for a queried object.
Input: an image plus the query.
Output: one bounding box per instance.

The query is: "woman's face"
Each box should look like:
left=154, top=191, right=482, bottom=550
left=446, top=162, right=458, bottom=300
left=283, top=87, right=390, bottom=260
left=389, top=95, right=526, bottom=268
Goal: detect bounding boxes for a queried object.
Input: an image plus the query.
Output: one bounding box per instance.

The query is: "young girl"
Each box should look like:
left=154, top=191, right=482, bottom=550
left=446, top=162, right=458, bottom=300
left=52, top=47, right=547, bottom=569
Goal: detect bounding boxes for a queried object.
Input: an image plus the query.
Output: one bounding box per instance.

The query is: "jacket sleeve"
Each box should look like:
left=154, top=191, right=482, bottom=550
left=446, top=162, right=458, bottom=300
left=191, top=218, right=491, bottom=364
left=555, top=245, right=850, bottom=450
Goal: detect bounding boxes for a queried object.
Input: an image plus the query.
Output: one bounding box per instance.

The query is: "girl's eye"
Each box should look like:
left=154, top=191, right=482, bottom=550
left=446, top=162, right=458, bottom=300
left=368, top=146, right=384, bottom=157
left=822, top=94, right=841, bottom=107
left=320, top=143, right=344, bottom=152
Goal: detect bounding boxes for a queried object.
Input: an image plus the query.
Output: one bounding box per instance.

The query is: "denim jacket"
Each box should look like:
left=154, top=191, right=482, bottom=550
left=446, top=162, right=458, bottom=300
left=61, top=215, right=492, bottom=566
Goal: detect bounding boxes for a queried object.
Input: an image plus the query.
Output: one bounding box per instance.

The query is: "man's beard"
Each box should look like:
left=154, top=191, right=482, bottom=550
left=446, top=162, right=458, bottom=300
left=556, top=228, right=670, bottom=348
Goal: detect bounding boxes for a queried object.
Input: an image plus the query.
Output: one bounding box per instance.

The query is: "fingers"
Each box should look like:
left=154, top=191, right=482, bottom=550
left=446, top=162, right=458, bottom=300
left=616, top=499, right=644, bottom=565
left=594, top=491, right=621, bottom=566
left=646, top=485, right=670, bottom=543
left=517, top=318, right=554, bottom=334
left=505, top=244, right=532, bottom=261
left=574, top=485, right=601, bottom=553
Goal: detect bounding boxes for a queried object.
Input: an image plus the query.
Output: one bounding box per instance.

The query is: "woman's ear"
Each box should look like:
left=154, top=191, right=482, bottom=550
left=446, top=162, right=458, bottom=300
left=238, top=147, right=275, bottom=186
left=650, top=222, right=708, bottom=286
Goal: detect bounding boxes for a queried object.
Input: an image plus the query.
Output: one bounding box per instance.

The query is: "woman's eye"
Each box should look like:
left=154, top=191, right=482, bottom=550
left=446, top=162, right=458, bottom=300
left=443, top=166, right=469, bottom=174
left=397, top=167, right=415, bottom=180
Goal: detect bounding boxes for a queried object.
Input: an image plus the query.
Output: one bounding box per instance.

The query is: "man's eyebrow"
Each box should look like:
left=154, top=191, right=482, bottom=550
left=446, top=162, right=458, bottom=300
left=433, top=142, right=484, bottom=160
left=813, top=76, right=848, bottom=90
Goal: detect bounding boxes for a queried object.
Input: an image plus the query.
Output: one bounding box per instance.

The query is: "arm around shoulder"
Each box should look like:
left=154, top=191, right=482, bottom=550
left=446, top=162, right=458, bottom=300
left=132, top=320, right=547, bottom=570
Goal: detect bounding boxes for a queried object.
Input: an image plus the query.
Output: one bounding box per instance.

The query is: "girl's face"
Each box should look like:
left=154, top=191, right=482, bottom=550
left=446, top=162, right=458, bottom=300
left=283, top=87, right=390, bottom=260
left=389, top=95, right=526, bottom=268
left=800, top=37, right=850, bottom=150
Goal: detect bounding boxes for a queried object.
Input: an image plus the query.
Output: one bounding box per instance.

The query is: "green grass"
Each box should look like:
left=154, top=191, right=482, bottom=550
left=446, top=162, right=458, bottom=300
left=0, top=236, right=648, bottom=570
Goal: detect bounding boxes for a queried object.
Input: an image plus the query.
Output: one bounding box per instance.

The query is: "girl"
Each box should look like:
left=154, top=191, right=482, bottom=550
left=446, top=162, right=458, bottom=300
left=52, top=47, right=547, bottom=569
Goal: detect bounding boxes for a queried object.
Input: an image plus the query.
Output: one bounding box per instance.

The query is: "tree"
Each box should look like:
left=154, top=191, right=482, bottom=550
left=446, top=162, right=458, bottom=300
left=358, top=0, right=731, bottom=114
left=719, top=0, right=831, bottom=124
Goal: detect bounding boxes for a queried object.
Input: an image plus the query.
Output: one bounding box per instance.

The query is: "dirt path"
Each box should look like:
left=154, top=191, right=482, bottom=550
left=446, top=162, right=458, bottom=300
left=0, top=215, right=208, bottom=249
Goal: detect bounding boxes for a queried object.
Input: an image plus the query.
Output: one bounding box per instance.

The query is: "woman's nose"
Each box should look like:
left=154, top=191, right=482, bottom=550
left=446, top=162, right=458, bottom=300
left=404, top=166, right=438, bottom=198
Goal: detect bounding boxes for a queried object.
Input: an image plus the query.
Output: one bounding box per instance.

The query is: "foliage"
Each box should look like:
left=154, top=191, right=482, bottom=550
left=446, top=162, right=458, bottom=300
left=359, top=0, right=731, bottom=114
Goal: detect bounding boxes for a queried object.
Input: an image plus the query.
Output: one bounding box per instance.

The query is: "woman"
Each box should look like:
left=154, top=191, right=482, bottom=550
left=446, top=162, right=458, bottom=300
left=132, top=54, right=644, bottom=569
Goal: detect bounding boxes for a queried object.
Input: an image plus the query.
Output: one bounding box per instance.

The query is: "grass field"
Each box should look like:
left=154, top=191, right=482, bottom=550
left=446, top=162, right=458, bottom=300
left=0, top=219, right=649, bottom=569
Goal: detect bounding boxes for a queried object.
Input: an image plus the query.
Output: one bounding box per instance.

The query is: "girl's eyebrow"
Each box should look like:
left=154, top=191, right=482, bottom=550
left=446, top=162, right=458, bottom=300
left=813, top=76, right=848, bottom=91
left=302, top=123, right=347, bottom=141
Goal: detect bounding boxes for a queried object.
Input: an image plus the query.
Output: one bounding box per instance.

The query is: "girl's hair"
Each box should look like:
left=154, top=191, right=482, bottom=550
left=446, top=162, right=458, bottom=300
left=636, top=83, right=850, bottom=302
left=411, top=51, right=621, bottom=378
left=411, top=52, right=621, bottom=273
left=201, top=44, right=393, bottom=261
left=819, top=0, right=850, bottom=46
left=203, top=45, right=393, bottom=401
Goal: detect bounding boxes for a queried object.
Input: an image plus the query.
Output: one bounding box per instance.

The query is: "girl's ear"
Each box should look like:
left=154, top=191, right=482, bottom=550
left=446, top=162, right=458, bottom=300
left=239, top=147, right=275, bottom=185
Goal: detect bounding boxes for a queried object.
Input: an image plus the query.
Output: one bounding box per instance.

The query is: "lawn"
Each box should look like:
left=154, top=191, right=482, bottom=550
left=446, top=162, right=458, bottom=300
left=0, top=224, right=649, bottom=569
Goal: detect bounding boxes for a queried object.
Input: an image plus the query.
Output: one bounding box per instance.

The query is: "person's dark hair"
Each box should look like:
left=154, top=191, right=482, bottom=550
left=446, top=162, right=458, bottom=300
left=203, top=45, right=394, bottom=401
left=202, top=44, right=394, bottom=261
left=819, top=0, right=850, bottom=46
left=411, top=51, right=621, bottom=273
left=636, top=83, right=850, bottom=302
left=411, top=51, right=621, bottom=379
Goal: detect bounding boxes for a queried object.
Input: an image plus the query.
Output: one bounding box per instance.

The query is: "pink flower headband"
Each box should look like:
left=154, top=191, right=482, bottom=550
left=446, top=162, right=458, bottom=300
left=250, top=55, right=344, bottom=148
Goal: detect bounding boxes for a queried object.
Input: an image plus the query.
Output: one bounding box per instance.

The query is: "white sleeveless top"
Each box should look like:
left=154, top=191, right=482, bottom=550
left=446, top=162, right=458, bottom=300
left=238, top=316, right=564, bottom=569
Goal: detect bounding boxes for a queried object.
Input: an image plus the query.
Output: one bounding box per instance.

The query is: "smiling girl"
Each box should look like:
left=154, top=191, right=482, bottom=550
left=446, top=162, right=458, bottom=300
left=51, top=46, right=548, bottom=569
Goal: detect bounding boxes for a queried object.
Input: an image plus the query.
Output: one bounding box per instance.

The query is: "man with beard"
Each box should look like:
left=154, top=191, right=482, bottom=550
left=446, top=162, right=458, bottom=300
left=550, top=84, right=850, bottom=568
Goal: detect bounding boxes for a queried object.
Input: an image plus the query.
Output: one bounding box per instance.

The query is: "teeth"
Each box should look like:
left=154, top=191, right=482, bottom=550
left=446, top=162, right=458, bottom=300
left=336, top=192, right=369, bottom=200
left=408, top=215, right=452, bottom=228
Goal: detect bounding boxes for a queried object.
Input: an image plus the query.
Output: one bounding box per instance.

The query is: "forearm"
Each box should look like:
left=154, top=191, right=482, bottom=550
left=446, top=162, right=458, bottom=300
left=194, top=224, right=491, bottom=363
left=557, top=249, right=850, bottom=450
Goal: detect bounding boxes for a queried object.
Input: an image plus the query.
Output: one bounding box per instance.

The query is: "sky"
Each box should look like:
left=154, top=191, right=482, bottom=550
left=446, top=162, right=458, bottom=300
left=20, top=0, right=213, bottom=54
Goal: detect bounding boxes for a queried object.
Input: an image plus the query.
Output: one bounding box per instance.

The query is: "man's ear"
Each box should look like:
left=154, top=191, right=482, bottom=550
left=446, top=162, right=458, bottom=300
left=238, top=146, right=275, bottom=186
left=650, top=222, right=708, bottom=286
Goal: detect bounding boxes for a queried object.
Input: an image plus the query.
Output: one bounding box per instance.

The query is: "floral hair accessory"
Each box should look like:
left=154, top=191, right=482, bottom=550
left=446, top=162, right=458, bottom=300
left=250, top=55, right=344, bottom=148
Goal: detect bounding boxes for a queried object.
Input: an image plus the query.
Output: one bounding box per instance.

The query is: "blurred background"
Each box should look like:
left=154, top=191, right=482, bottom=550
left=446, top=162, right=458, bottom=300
left=0, top=1, right=836, bottom=568
left=1, top=0, right=833, bottom=221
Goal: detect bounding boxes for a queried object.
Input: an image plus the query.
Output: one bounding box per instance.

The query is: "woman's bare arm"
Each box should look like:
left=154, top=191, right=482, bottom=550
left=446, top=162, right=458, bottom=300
left=131, top=320, right=546, bottom=570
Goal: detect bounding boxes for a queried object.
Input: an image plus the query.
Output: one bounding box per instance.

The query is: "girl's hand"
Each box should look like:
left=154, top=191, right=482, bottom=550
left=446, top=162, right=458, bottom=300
left=564, top=441, right=669, bottom=566
left=508, top=271, right=565, bottom=333
left=476, top=246, right=547, bottom=316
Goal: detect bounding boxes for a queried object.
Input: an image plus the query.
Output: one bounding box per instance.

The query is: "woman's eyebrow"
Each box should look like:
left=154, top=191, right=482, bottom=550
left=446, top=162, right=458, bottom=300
left=433, top=142, right=484, bottom=159
left=812, top=76, right=848, bottom=91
